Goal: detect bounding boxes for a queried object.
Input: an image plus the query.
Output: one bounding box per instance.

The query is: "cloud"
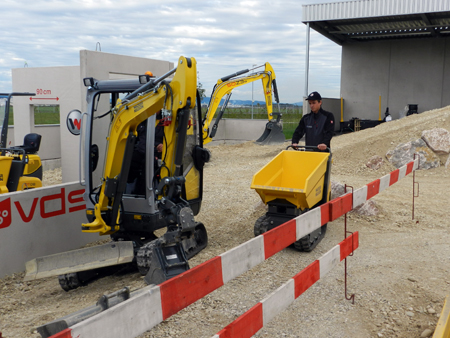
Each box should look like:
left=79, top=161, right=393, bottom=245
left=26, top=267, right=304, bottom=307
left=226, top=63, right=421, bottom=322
left=0, top=0, right=341, bottom=103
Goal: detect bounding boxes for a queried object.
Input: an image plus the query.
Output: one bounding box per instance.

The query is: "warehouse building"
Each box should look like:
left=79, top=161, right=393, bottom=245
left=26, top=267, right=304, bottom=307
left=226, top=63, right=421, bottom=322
left=302, top=0, right=450, bottom=129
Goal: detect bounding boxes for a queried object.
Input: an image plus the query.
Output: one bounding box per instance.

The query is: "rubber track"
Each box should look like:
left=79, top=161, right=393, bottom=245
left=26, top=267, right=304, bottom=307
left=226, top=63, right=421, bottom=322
left=254, top=215, right=271, bottom=236
left=294, top=224, right=327, bottom=252
left=136, top=240, right=159, bottom=276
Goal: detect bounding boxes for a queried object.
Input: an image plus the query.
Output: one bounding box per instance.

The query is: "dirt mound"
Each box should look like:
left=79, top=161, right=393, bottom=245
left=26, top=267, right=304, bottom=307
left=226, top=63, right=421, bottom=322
left=332, top=106, right=450, bottom=178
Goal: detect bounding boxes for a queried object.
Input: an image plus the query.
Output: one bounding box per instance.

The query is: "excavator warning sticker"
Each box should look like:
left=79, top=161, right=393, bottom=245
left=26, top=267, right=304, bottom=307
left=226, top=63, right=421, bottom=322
left=134, top=102, right=144, bottom=113
left=0, top=198, right=11, bottom=229
left=227, top=79, right=248, bottom=87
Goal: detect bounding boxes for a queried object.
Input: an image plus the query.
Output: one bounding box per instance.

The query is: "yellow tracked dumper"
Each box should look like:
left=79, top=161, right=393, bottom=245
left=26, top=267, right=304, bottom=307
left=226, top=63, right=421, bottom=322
left=251, top=146, right=332, bottom=251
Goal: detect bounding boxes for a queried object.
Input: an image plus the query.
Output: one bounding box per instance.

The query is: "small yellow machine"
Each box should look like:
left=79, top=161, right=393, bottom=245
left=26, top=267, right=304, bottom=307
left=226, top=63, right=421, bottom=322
left=251, top=146, right=332, bottom=251
left=25, top=57, right=212, bottom=292
left=202, top=62, right=285, bottom=145
left=0, top=93, right=42, bottom=193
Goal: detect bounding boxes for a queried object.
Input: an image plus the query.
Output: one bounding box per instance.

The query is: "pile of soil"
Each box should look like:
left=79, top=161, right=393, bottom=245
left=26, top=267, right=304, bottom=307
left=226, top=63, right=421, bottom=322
left=1, top=106, right=450, bottom=338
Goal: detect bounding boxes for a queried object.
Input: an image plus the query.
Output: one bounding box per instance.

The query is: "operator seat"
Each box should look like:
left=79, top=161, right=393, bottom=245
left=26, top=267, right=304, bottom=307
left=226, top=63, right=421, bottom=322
left=15, top=133, right=42, bottom=154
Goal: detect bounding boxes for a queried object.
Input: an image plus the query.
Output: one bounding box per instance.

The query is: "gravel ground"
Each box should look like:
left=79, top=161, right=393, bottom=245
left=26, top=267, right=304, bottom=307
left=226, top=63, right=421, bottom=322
left=1, top=106, right=450, bottom=338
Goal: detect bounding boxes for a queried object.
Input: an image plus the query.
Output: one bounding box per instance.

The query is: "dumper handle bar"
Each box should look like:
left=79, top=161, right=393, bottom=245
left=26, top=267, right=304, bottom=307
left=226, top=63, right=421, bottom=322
left=0, top=147, right=28, bottom=163
left=286, top=145, right=331, bottom=154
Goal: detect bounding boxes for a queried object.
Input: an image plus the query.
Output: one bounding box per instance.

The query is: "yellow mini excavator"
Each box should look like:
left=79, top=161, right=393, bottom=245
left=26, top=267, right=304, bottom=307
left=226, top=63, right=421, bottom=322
left=24, top=58, right=283, bottom=292
left=202, top=62, right=284, bottom=145
left=25, top=57, right=210, bottom=290
left=0, top=93, right=42, bottom=193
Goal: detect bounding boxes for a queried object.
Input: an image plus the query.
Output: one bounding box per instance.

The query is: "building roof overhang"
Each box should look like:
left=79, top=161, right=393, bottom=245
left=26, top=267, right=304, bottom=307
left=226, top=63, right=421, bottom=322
left=302, top=1, right=450, bottom=45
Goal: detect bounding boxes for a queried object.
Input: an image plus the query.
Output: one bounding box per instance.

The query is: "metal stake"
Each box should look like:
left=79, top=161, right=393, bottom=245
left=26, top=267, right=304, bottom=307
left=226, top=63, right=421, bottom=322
left=412, top=153, right=420, bottom=221
left=344, top=184, right=355, bottom=304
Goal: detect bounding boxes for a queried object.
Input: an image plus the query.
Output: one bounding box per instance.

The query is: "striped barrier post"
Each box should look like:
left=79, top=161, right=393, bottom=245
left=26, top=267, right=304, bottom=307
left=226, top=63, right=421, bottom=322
left=50, top=159, right=418, bottom=338
left=212, top=232, right=359, bottom=338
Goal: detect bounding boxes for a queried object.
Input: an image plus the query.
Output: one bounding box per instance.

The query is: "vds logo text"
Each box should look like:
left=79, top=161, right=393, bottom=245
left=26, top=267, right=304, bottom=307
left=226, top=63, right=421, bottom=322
left=0, top=188, right=85, bottom=229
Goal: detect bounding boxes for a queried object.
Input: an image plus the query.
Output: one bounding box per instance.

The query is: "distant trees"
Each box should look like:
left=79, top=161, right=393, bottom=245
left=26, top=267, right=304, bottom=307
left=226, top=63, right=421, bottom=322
left=197, top=70, right=206, bottom=100
left=198, top=82, right=206, bottom=100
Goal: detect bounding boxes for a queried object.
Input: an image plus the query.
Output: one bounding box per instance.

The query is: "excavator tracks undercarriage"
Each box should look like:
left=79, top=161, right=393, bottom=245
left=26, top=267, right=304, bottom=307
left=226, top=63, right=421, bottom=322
left=57, top=222, right=209, bottom=291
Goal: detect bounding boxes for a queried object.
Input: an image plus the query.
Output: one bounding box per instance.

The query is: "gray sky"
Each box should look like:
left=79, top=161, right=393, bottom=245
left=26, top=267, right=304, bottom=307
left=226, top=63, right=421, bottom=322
left=0, top=0, right=342, bottom=103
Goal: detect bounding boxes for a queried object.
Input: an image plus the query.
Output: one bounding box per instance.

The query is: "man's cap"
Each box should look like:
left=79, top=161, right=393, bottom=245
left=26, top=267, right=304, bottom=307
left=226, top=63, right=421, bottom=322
left=307, top=91, right=322, bottom=101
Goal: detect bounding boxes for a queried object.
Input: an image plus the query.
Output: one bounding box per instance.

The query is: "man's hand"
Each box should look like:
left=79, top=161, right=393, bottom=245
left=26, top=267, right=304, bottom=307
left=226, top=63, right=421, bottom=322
left=317, top=143, right=327, bottom=151
left=156, top=143, right=163, bottom=152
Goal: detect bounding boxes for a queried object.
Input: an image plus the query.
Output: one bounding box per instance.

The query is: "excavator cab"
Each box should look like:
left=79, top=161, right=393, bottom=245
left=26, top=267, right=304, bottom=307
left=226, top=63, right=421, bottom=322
left=81, top=77, right=206, bottom=243
left=0, top=93, right=42, bottom=193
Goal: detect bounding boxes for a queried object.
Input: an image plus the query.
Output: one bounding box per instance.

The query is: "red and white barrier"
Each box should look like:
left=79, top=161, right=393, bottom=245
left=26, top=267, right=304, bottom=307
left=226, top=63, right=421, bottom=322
left=353, top=161, right=416, bottom=209
left=51, top=159, right=418, bottom=338
left=212, top=232, right=359, bottom=338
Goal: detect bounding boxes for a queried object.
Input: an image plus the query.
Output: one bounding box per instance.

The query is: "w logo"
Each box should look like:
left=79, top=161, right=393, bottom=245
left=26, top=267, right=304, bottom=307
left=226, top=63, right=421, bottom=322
left=69, top=118, right=81, bottom=130
left=0, top=198, right=12, bottom=229
left=67, top=109, right=82, bottom=136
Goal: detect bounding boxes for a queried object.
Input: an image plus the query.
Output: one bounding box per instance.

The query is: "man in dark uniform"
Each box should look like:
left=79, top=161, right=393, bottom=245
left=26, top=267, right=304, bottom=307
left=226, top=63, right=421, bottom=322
left=292, top=91, right=334, bottom=150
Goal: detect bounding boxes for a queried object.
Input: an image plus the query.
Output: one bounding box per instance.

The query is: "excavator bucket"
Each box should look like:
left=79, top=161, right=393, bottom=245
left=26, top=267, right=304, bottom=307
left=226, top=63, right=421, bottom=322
left=255, top=119, right=285, bottom=145
left=255, top=113, right=285, bottom=145
left=23, top=241, right=134, bottom=281
left=144, top=242, right=190, bottom=285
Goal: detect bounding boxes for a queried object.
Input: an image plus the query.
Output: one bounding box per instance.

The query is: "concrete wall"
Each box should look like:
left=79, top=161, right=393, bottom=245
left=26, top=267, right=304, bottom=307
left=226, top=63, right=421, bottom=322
left=341, top=37, right=450, bottom=121
left=212, top=119, right=272, bottom=141
left=33, top=125, right=61, bottom=160
left=0, top=182, right=97, bottom=278
left=12, top=66, right=80, bottom=162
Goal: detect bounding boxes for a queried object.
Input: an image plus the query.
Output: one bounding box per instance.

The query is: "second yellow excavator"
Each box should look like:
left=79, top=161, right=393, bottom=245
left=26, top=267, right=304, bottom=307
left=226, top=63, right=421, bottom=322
left=202, top=62, right=285, bottom=145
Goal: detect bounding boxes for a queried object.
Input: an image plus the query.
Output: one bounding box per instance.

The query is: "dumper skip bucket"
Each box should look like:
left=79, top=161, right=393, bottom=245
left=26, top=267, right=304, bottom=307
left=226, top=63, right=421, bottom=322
left=251, top=149, right=330, bottom=210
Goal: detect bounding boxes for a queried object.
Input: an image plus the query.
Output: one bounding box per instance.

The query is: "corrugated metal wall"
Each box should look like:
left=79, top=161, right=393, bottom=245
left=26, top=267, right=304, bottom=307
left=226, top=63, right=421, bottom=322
left=302, top=0, right=450, bottom=22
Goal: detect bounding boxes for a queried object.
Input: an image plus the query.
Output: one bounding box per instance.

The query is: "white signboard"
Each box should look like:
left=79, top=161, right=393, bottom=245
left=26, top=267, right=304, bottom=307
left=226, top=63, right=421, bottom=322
left=0, top=182, right=98, bottom=278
